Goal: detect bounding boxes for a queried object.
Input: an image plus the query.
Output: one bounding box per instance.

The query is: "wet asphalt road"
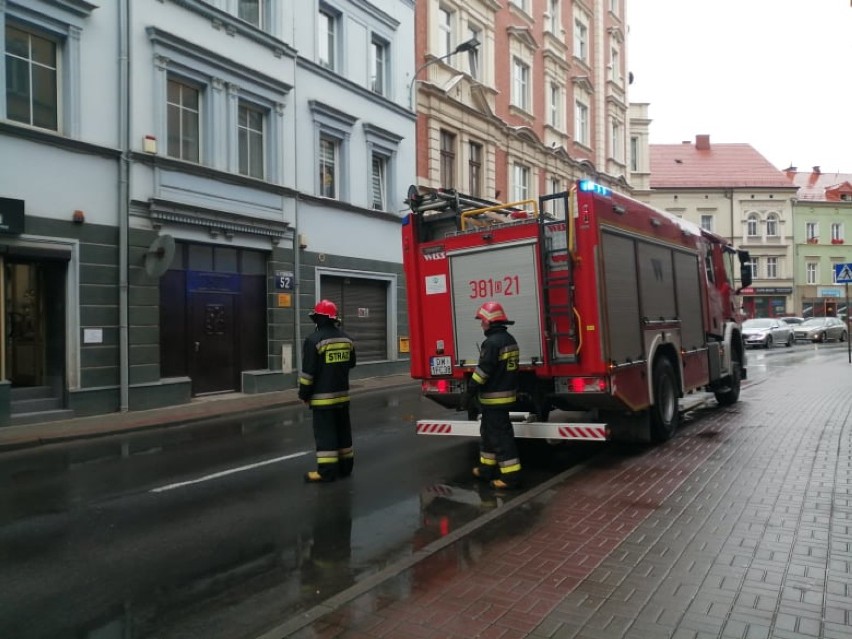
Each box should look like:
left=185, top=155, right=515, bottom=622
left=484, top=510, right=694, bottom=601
left=0, top=387, right=594, bottom=639
left=0, top=340, right=845, bottom=639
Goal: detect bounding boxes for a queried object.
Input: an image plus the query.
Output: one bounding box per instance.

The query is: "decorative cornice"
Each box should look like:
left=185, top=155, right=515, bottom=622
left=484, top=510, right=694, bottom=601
left=607, top=26, right=625, bottom=43
left=167, top=0, right=298, bottom=59
left=348, top=0, right=400, bottom=30
left=309, top=100, right=358, bottom=127
left=543, top=48, right=570, bottom=71
left=148, top=197, right=290, bottom=239
left=506, top=26, right=538, bottom=50
left=298, top=57, right=415, bottom=120
left=146, top=27, right=292, bottom=95
left=572, top=75, right=594, bottom=93
left=362, top=122, right=403, bottom=146
left=39, top=0, right=98, bottom=18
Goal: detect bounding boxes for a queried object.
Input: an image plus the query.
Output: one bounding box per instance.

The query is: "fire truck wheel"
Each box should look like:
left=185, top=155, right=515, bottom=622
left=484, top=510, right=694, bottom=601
left=650, top=357, right=679, bottom=442
left=714, top=351, right=742, bottom=406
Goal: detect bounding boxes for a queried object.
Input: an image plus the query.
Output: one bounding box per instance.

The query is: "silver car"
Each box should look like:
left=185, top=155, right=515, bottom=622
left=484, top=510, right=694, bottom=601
left=742, top=318, right=794, bottom=348
left=793, top=317, right=848, bottom=343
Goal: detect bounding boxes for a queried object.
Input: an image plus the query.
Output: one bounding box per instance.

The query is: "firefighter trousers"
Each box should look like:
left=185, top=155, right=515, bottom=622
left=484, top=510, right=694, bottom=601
left=477, top=408, right=522, bottom=485
left=311, top=405, right=354, bottom=480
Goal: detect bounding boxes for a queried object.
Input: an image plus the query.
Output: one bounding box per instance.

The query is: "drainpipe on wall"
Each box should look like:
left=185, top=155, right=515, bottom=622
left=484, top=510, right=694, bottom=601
left=292, top=18, right=302, bottom=374
left=118, top=0, right=130, bottom=411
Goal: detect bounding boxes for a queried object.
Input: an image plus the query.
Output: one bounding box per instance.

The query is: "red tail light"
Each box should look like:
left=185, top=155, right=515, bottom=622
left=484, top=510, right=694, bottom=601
left=422, top=379, right=451, bottom=393
left=569, top=377, right=607, bottom=393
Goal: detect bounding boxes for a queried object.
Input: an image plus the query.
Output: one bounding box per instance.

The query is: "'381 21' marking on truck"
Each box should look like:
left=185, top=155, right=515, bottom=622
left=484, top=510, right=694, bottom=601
left=468, top=275, right=522, bottom=298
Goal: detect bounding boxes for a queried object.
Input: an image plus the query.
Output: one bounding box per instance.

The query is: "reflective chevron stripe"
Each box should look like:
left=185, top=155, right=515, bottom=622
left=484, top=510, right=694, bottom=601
left=415, top=420, right=609, bottom=440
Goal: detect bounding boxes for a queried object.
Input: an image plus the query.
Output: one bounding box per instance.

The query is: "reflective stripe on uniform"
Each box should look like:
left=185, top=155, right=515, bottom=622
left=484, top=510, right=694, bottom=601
left=317, top=451, right=339, bottom=465
left=310, top=394, right=351, bottom=407
left=480, top=454, right=497, bottom=466
left=472, top=367, right=488, bottom=384
left=479, top=390, right=516, bottom=405
left=500, top=460, right=521, bottom=475
left=498, top=346, right=519, bottom=360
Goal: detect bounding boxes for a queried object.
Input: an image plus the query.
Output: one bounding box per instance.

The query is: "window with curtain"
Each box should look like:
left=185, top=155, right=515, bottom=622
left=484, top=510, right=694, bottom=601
left=371, top=154, right=387, bottom=210
left=319, top=136, right=338, bottom=198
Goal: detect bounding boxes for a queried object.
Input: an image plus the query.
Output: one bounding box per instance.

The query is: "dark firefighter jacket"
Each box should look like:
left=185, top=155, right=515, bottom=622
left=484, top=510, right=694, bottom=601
left=298, top=321, right=356, bottom=409
left=470, top=324, right=519, bottom=407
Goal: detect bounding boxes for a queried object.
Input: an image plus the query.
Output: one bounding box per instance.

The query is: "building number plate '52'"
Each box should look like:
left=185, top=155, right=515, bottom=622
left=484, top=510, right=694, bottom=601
left=430, top=356, right=452, bottom=376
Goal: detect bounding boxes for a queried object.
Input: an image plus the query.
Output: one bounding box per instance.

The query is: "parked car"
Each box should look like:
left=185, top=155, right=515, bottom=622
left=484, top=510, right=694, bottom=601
left=779, top=316, right=805, bottom=327
left=793, top=317, right=848, bottom=343
left=742, top=318, right=794, bottom=348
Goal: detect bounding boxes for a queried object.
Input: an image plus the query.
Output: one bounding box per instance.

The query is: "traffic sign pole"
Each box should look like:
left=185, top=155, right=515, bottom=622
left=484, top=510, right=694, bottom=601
left=847, top=283, right=850, bottom=364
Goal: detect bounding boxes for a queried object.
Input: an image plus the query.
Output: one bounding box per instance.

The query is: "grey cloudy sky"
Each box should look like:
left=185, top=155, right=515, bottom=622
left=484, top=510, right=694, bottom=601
left=626, top=0, right=852, bottom=173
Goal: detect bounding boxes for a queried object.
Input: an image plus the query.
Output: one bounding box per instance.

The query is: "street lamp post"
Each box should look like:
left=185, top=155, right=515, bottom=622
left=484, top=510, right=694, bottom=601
left=408, top=37, right=480, bottom=111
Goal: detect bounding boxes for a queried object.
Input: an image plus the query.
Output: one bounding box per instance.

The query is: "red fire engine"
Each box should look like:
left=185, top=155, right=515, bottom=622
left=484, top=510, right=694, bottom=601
left=402, top=180, right=752, bottom=443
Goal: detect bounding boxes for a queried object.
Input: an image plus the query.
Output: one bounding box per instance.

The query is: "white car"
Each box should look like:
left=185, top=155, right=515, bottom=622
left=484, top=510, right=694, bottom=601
left=742, top=318, right=794, bottom=349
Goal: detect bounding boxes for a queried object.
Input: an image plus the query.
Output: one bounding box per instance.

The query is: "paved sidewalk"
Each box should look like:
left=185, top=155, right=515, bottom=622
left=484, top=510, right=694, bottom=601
left=0, top=373, right=417, bottom=453
left=274, top=356, right=852, bottom=639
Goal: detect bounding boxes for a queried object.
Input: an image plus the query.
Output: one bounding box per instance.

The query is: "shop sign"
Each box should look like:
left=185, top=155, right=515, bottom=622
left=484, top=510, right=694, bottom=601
left=0, top=197, right=25, bottom=235
left=817, top=287, right=843, bottom=298
left=738, top=286, right=792, bottom=295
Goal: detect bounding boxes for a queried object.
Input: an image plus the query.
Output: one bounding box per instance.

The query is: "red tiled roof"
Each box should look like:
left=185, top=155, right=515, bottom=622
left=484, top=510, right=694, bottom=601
left=650, top=139, right=794, bottom=189
left=787, top=169, right=852, bottom=201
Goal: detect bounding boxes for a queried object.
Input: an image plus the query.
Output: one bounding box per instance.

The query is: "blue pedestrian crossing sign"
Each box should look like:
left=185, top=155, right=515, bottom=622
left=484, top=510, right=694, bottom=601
left=835, top=263, right=852, bottom=283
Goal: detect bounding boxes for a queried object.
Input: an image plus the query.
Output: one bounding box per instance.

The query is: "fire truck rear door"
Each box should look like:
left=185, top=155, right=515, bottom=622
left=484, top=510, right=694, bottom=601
left=448, top=241, right=543, bottom=366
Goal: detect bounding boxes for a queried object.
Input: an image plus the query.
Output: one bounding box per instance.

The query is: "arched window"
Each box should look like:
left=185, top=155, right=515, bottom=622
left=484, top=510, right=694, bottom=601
left=746, top=214, right=759, bottom=237
left=766, top=213, right=779, bottom=237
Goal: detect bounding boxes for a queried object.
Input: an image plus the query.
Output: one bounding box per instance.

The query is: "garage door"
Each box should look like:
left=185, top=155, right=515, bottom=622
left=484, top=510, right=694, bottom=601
left=320, top=275, right=388, bottom=362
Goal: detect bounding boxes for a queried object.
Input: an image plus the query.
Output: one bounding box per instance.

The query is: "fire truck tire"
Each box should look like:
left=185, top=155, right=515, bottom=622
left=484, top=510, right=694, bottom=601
left=713, top=351, right=742, bottom=406
left=650, top=357, right=679, bottom=442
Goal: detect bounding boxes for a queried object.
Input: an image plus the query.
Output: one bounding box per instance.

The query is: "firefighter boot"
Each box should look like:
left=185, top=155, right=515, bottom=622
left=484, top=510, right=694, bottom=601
left=472, top=465, right=497, bottom=481
left=338, top=451, right=354, bottom=478
left=473, top=452, right=498, bottom=481
left=304, top=469, right=336, bottom=483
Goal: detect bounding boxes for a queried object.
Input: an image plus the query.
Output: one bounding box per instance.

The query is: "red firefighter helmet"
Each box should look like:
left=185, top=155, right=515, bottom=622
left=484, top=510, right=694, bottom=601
left=474, top=301, right=514, bottom=324
left=309, top=299, right=339, bottom=321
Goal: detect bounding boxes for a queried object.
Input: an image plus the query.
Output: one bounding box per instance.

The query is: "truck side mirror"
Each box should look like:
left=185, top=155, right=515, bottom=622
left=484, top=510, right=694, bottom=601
left=737, top=249, right=752, bottom=290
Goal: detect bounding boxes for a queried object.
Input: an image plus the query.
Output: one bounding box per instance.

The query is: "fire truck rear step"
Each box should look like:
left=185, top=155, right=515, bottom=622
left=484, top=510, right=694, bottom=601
left=415, top=394, right=717, bottom=441
left=415, top=419, right=609, bottom=440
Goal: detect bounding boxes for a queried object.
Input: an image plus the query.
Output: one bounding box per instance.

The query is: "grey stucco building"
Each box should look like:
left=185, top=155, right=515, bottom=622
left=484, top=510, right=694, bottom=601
left=0, top=0, right=414, bottom=424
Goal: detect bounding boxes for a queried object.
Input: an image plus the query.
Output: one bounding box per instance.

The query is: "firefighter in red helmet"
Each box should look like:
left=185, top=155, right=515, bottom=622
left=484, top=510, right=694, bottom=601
left=465, top=301, right=522, bottom=489
left=299, top=299, right=357, bottom=482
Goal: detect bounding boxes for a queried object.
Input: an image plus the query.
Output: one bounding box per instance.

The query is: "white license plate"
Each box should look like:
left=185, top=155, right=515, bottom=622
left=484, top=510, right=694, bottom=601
left=429, top=356, right=452, bottom=376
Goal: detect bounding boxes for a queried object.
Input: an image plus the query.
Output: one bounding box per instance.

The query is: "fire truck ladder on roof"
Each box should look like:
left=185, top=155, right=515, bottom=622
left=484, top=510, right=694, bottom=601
left=539, top=191, right=578, bottom=363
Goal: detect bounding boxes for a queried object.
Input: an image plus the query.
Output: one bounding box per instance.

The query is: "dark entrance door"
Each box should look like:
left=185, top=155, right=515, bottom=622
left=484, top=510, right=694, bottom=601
left=4, top=259, right=66, bottom=392
left=159, top=243, right=267, bottom=397
left=189, top=292, right=236, bottom=394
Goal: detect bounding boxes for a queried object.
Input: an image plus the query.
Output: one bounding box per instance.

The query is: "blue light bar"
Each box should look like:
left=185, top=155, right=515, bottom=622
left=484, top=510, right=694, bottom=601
left=578, top=180, right=611, bottom=197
